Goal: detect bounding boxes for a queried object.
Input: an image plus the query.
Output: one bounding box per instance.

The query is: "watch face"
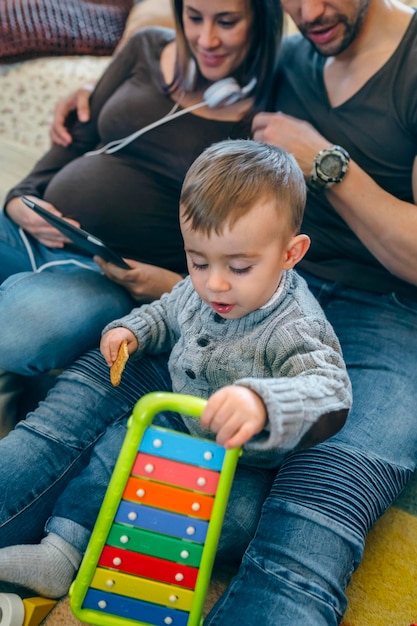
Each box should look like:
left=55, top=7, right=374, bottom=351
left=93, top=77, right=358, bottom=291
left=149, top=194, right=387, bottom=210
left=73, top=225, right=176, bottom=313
left=310, top=145, right=350, bottom=190
left=320, top=154, right=343, bottom=179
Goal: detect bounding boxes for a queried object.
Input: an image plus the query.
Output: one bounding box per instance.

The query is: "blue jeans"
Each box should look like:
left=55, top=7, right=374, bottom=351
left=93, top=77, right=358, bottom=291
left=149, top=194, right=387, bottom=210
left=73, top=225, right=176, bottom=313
left=0, top=346, right=275, bottom=559
left=1, top=273, right=417, bottom=625
left=0, top=349, right=172, bottom=545
left=205, top=272, right=417, bottom=625
left=0, top=211, right=134, bottom=374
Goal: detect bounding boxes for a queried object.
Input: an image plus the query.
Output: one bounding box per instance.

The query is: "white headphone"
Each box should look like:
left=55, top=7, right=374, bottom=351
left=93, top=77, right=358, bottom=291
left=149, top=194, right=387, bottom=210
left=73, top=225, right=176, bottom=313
left=85, top=77, right=257, bottom=157
left=204, top=76, right=257, bottom=106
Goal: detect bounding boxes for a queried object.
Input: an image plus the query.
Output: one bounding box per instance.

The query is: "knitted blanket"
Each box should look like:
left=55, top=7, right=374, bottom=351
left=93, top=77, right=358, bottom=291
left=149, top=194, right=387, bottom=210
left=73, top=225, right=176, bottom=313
left=0, top=0, right=132, bottom=61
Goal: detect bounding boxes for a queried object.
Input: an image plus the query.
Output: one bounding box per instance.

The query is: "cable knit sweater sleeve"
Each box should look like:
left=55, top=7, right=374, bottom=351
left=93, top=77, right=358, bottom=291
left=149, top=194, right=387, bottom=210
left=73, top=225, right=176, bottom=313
left=103, top=273, right=352, bottom=467
left=234, top=312, right=351, bottom=464
left=102, top=277, right=195, bottom=355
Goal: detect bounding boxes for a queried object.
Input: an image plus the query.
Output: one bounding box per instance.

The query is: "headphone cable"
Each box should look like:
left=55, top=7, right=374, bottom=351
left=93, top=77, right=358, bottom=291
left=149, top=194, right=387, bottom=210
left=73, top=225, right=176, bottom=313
left=85, top=100, right=207, bottom=157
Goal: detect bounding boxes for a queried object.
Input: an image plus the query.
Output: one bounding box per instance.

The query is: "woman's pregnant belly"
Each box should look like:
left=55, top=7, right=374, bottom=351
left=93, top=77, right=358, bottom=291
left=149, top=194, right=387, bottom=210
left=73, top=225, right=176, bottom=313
left=43, top=153, right=186, bottom=273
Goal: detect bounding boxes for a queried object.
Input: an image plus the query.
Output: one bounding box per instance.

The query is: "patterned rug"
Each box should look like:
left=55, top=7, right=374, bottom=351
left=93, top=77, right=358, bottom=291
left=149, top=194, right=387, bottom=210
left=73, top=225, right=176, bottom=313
left=0, top=55, right=110, bottom=152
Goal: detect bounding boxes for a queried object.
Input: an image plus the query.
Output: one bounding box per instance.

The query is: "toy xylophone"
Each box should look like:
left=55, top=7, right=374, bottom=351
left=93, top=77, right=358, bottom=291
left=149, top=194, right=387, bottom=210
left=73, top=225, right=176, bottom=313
left=69, top=392, right=241, bottom=626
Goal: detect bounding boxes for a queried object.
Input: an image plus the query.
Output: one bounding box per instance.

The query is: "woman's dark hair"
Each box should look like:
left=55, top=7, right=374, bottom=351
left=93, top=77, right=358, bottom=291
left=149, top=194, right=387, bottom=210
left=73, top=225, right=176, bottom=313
left=170, top=0, right=283, bottom=110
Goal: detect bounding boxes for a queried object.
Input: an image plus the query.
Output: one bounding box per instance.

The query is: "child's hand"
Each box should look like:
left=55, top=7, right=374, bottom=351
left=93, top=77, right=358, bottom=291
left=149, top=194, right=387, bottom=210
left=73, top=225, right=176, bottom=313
left=201, top=386, right=267, bottom=449
left=100, top=328, right=138, bottom=367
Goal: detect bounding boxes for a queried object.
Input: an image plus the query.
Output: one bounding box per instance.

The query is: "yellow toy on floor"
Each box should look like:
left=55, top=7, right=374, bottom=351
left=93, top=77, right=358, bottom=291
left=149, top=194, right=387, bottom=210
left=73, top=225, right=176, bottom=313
left=0, top=594, right=56, bottom=626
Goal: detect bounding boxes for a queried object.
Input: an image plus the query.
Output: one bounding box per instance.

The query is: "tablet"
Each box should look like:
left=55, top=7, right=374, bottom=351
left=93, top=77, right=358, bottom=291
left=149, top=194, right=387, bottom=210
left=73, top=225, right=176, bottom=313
left=21, top=196, right=131, bottom=269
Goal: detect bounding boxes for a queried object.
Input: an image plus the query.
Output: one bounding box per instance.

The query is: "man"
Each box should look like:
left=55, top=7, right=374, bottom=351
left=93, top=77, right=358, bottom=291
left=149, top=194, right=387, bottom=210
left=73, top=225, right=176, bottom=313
left=208, top=1, right=417, bottom=624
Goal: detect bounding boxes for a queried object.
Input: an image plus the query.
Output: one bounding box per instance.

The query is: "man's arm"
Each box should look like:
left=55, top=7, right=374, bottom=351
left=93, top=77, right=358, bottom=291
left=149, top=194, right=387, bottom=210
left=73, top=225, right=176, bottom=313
left=253, top=112, right=417, bottom=287
left=326, top=154, right=417, bottom=287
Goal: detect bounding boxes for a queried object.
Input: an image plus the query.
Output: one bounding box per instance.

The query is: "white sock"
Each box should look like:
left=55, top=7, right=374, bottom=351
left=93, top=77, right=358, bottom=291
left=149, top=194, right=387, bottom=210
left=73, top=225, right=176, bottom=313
left=0, top=532, right=82, bottom=598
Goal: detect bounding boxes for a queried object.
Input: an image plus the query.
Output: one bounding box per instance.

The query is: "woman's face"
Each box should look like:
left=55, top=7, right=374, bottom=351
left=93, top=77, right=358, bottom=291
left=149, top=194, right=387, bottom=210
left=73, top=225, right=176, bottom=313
left=183, top=0, right=254, bottom=82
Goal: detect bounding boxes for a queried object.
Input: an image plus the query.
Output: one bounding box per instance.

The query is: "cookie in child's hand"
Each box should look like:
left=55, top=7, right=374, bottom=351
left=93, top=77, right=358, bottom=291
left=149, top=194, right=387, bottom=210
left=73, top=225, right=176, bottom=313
left=110, top=339, right=129, bottom=386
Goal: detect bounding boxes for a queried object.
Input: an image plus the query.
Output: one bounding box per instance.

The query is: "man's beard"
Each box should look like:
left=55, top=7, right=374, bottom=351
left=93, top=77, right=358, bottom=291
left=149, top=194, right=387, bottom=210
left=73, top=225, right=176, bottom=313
left=299, top=1, right=370, bottom=57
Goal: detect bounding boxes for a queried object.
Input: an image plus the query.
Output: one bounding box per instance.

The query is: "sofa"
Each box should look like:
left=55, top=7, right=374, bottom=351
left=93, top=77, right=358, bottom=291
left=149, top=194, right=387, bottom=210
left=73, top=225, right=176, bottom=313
left=0, top=0, right=177, bottom=208
left=1, top=1, right=416, bottom=624
left=2, top=0, right=417, bottom=206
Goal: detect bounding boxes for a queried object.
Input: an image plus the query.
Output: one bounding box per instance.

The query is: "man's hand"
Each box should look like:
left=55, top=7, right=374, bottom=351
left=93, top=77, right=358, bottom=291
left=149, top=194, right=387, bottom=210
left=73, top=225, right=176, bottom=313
left=252, top=111, right=330, bottom=178
left=201, top=386, right=267, bottom=449
left=50, top=83, right=95, bottom=147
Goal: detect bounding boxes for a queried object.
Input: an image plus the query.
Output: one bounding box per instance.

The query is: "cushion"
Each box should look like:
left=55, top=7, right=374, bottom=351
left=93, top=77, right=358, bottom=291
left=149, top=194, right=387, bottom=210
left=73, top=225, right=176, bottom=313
left=0, top=0, right=133, bottom=61
left=0, top=55, right=110, bottom=149
left=0, top=55, right=111, bottom=206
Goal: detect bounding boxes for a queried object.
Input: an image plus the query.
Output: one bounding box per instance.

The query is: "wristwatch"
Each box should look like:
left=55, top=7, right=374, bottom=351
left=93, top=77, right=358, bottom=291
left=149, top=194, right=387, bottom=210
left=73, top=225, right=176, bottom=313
left=308, top=145, right=350, bottom=191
